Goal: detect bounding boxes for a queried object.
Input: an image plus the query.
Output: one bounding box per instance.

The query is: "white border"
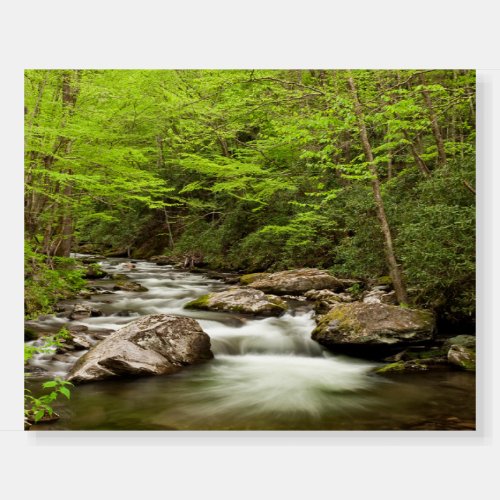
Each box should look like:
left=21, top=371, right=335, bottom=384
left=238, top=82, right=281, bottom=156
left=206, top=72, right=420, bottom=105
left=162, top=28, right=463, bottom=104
left=1, top=1, right=499, bottom=498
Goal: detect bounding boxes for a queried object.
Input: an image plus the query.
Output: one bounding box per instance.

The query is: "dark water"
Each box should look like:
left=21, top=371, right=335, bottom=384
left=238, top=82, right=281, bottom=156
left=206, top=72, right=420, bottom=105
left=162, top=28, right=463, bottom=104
left=26, top=257, right=475, bottom=431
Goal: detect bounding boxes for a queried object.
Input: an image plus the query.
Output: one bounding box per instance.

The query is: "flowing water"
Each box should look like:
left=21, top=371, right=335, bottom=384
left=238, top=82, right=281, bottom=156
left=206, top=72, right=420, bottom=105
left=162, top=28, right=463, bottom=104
left=26, top=257, right=476, bottom=430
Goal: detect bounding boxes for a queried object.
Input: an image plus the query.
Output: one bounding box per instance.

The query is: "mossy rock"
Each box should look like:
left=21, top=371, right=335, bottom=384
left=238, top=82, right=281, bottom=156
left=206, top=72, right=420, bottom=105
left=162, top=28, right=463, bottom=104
left=375, top=357, right=447, bottom=374
left=375, top=361, right=407, bottom=373
left=184, top=294, right=210, bottom=310
left=184, top=288, right=287, bottom=316
left=248, top=268, right=346, bottom=295
left=311, top=302, right=435, bottom=358
left=447, top=345, right=476, bottom=371
left=239, top=273, right=270, bottom=286
left=443, top=335, right=476, bottom=350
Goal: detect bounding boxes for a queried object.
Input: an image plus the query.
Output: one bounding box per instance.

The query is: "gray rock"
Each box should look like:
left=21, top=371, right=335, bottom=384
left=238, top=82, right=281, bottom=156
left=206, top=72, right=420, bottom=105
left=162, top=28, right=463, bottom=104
left=363, top=289, right=397, bottom=305
left=67, top=314, right=213, bottom=383
left=71, top=334, right=93, bottom=350
left=380, top=290, right=397, bottom=305
left=248, top=268, right=356, bottom=295
left=67, top=324, right=89, bottom=333
left=363, top=290, right=384, bottom=304
left=69, top=304, right=103, bottom=320
left=447, top=344, right=476, bottom=370
left=113, top=280, right=148, bottom=292
left=311, top=302, right=435, bottom=357
left=305, top=289, right=355, bottom=315
left=184, top=287, right=287, bottom=316
left=305, top=289, right=341, bottom=301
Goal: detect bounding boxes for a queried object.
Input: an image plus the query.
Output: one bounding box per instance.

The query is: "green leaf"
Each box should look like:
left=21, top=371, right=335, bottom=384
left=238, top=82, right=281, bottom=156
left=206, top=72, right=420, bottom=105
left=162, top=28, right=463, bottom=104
left=59, top=386, right=71, bottom=399
left=34, top=410, right=45, bottom=422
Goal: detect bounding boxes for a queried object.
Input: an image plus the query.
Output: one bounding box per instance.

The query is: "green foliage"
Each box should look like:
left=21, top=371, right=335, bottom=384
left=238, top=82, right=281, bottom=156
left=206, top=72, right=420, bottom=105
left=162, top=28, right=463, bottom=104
left=25, top=378, right=73, bottom=423
left=24, top=328, right=74, bottom=424
left=24, top=327, right=71, bottom=363
left=24, top=69, right=476, bottom=322
left=347, top=283, right=363, bottom=298
left=24, top=242, right=85, bottom=318
left=392, top=159, right=475, bottom=320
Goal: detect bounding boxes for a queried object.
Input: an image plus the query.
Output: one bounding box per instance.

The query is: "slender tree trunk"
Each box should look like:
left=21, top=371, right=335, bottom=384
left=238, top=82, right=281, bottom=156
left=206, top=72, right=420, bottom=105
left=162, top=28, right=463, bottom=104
left=217, top=135, right=231, bottom=157
left=419, top=73, right=447, bottom=166
left=163, top=207, right=174, bottom=250
left=53, top=178, right=74, bottom=257
left=347, top=75, right=408, bottom=304
left=45, top=70, right=81, bottom=257
left=25, top=73, right=49, bottom=235
left=402, top=130, right=431, bottom=177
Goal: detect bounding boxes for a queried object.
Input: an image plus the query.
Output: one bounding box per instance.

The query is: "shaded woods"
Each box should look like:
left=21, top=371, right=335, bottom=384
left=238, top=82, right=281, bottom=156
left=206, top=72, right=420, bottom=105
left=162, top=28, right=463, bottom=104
left=24, top=69, right=475, bottom=326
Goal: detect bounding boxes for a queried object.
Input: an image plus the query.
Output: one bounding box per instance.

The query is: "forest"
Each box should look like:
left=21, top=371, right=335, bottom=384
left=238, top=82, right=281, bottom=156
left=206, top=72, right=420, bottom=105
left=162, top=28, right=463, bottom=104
left=24, top=69, right=476, bottom=430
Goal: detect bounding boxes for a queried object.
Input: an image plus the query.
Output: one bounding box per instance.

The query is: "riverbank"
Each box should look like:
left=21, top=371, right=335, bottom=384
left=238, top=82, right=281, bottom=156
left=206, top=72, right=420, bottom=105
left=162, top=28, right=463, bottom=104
left=24, top=256, right=475, bottom=431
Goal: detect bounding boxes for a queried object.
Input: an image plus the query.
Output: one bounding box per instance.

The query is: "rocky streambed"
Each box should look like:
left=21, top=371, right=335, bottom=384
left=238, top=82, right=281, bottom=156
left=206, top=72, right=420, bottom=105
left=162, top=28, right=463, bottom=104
left=24, top=257, right=476, bottom=430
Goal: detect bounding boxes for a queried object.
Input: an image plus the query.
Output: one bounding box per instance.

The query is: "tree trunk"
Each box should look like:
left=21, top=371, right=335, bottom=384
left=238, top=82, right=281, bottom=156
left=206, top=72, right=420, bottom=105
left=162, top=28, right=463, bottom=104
left=163, top=207, right=174, bottom=250
left=419, top=73, right=447, bottom=167
left=45, top=70, right=81, bottom=257
left=52, top=180, right=74, bottom=257
left=347, top=75, right=408, bottom=304
left=402, top=130, right=431, bottom=177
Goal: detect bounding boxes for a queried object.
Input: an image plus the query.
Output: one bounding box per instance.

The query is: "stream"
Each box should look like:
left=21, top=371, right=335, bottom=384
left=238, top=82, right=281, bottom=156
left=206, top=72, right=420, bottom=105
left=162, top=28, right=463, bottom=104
left=26, top=257, right=476, bottom=430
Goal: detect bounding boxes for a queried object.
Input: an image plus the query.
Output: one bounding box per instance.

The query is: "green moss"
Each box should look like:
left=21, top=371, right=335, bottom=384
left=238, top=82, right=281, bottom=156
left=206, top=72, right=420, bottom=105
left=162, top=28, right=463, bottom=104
left=459, top=359, right=476, bottom=371
left=451, top=348, right=476, bottom=371
left=321, top=304, right=362, bottom=333
left=184, top=294, right=211, bottom=310
left=265, top=295, right=288, bottom=311
left=240, top=273, right=269, bottom=285
left=406, top=348, right=447, bottom=360
left=375, top=362, right=406, bottom=373
left=376, top=275, right=392, bottom=286
left=376, top=358, right=435, bottom=374
left=411, top=308, right=435, bottom=325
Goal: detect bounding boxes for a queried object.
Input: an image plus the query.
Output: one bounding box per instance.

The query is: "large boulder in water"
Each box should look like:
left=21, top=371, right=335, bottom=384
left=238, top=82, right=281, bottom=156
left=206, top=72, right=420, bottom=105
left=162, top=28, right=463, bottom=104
left=248, top=268, right=357, bottom=295
left=184, top=287, right=287, bottom=316
left=67, top=314, right=213, bottom=383
left=311, top=302, right=435, bottom=358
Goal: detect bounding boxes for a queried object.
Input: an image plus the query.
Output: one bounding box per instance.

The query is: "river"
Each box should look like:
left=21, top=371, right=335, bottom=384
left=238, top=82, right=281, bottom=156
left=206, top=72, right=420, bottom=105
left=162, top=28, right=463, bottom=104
left=25, top=257, right=476, bottom=430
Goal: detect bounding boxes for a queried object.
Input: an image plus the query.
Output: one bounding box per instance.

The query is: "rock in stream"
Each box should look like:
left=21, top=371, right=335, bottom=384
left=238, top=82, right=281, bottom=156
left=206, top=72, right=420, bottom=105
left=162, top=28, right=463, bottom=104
left=67, top=314, right=213, bottom=383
